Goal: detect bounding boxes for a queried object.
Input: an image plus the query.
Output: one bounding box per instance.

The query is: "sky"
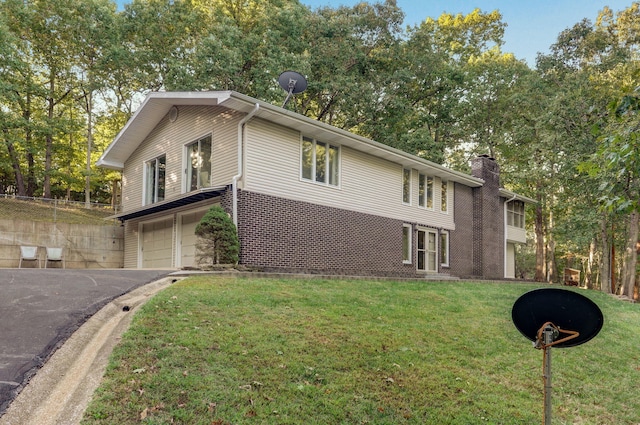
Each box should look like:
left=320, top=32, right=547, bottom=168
left=300, top=0, right=634, bottom=65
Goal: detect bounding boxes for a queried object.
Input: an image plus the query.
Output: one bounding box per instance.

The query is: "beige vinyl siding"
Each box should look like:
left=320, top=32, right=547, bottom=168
left=121, top=105, right=239, bottom=212
left=506, top=225, right=526, bottom=244
left=211, top=110, right=242, bottom=186
left=244, top=119, right=456, bottom=230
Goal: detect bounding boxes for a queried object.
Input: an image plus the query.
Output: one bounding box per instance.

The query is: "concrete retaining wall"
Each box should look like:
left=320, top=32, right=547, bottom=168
left=0, top=219, right=124, bottom=268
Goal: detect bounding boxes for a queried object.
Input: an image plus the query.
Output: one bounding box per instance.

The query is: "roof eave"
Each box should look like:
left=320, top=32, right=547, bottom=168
left=499, top=188, right=536, bottom=204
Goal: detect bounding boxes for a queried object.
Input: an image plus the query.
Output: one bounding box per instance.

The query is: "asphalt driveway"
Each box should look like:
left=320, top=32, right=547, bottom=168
left=0, top=269, right=170, bottom=415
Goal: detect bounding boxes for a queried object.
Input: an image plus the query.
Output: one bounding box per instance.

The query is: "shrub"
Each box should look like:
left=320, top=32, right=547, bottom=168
left=194, top=205, right=239, bottom=266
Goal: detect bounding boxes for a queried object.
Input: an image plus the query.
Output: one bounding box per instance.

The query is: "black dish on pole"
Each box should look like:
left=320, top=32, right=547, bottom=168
left=511, top=288, right=604, bottom=348
left=278, top=71, right=307, bottom=108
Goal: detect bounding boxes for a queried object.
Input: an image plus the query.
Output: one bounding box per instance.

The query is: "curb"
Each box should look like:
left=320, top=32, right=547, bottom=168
left=0, top=276, right=179, bottom=425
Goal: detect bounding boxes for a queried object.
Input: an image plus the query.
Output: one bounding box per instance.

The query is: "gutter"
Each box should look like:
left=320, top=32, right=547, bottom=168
left=232, top=103, right=260, bottom=226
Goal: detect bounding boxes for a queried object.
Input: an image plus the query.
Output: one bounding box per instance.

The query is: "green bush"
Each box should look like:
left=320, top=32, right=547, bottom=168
left=194, top=205, right=239, bottom=266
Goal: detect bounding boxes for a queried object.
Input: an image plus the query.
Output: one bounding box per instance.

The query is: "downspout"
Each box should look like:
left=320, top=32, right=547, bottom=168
left=504, top=193, right=518, bottom=278
left=232, top=103, right=260, bottom=227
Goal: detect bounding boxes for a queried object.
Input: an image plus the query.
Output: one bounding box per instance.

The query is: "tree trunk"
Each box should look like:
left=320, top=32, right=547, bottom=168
left=3, top=129, right=26, bottom=196
left=620, top=210, right=639, bottom=298
left=585, top=238, right=596, bottom=289
left=43, top=77, right=55, bottom=199
left=547, top=238, right=557, bottom=283
left=534, top=197, right=545, bottom=282
left=546, top=210, right=557, bottom=283
left=85, top=90, right=93, bottom=208
left=600, top=217, right=612, bottom=294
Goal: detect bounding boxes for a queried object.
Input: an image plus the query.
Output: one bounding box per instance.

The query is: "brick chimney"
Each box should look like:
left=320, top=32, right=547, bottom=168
left=471, top=155, right=504, bottom=279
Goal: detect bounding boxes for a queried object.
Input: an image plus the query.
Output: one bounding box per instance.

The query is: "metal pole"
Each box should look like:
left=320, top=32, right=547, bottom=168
left=543, top=326, right=554, bottom=425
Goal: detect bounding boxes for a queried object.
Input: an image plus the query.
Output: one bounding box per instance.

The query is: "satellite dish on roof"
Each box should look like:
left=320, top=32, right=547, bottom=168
left=511, top=288, right=603, bottom=424
left=278, top=71, right=307, bottom=108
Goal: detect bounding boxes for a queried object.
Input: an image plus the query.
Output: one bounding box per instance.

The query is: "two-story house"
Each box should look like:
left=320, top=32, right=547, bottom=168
left=97, top=91, right=532, bottom=279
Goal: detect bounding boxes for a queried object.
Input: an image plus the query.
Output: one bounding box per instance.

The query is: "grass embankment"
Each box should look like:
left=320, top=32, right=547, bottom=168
left=0, top=198, right=115, bottom=225
left=82, top=278, right=640, bottom=424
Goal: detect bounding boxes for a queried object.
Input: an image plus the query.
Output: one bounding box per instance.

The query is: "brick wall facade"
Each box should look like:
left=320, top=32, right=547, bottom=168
left=450, top=183, right=475, bottom=277
left=470, top=155, right=505, bottom=279
left=217, top=155, right=508, bottom=279
left=228, top=190, right=418, bottom=277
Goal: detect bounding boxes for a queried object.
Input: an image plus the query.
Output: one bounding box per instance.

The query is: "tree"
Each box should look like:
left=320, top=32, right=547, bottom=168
left=586, top=88, right=640, bottom=298
left=195, top=206, right=240, bottom=266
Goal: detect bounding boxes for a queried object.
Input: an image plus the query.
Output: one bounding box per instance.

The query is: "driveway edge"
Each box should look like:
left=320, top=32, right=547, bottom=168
left=0, top=276, right=179, bottom=425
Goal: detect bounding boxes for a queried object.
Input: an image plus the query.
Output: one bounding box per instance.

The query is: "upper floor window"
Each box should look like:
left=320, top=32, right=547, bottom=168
left=441, top=180, right=448, bottom=213
left=145, top=155, right=166, bottom=205
left=402, top=168, right=411, bottom=204
left=301, top=136, right=339, bottom=186
left=186, top=135, right=212, bottom=192
left=419, top=174, right=433, bottom=209
left=507, top=200, right=525, bottom=228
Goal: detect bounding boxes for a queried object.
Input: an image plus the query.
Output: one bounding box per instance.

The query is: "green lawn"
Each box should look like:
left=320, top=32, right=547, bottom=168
left=0, top=198, right=116, bottom=225
left=82, top=277, right=640, bottom=425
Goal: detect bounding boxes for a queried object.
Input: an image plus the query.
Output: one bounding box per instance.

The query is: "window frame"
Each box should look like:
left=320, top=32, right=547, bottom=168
left=143, top=154, right=166, bottom=206
left=440, top=231, right=449, bottom=267
left=402, top=168, right=412, bottom=205
left=507, top=200, right=525, bottom=229
left=419, top=173, right=434, bottom=210
left=402, top=224, right=412, bottom=264
left=440, top=180, right=449, bottom=213
left=300, top=136, right=340, bottom=187
left=184, top=134, right=212, bottom=193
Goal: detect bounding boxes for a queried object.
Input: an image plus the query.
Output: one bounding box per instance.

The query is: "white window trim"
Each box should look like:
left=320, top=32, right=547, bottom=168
left=143, top=155, right=166, bottom=206
left=440, top=231, right=450, bottom=267
left=183, top=133, right=213, bottom=193
left=440, top=179, right=449, bottom=214
left=402, top=168, right=412, bottom=205
left=300, top=136, right=341, bottom=188
left=419, top=173, right=434, bottom=210
left=402, top=224, right=412, bottom=264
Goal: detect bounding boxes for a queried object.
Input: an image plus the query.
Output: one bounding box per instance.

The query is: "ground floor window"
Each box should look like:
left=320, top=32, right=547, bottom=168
left=417, top=229, right=437, bottom=272
left=440, top=231, right=449, bottom=267
left=402, top=224, right=412, bottom=264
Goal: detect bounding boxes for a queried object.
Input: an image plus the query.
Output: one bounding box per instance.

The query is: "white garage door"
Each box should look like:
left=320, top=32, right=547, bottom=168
left=179, top=210, right=208, bottom=268
left=141, top=218, right=173, bottom=268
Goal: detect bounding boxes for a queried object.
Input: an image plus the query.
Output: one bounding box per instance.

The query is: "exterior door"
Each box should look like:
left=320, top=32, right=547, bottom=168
left=417, top=229, right=437, bottom=272
left=506, top=242, right=516, bottom=279
left=140, top=217, right=173, bottom=268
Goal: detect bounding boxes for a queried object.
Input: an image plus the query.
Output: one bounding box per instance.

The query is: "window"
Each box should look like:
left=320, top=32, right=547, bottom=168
left=419, top=174, right=433, bottom=209
left=440, top=231, right=449, bottom=267
left=145, top=155, right=166, bottom=205
left=507, top=200, right=525, bottom=228
left=402, top=168, right=411, bottom=204
left=441, top=180, right=448, bottom=213
left=186, top=135, right=212, bottom=192
left=301, top=137, right=339, bottom=186
left=402, top=224, right=412, bottom=264
left=417, top=229, right=437, bottom=272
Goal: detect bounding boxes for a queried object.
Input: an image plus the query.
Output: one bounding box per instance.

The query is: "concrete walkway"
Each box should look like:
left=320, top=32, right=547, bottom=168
left=0, top=269, right=173, bottom=422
